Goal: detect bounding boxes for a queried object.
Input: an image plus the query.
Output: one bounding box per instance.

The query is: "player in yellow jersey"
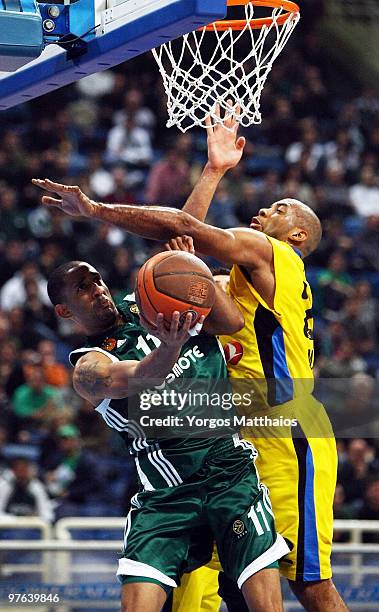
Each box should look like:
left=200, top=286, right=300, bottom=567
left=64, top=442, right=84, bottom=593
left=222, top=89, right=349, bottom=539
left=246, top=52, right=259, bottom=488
left=33, top=108, right=347, bottom=610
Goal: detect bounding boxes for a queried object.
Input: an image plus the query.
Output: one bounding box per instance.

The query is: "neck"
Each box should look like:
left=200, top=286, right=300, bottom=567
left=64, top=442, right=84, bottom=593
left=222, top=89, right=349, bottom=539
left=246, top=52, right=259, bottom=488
left=86, top=311, right=125, bottom=337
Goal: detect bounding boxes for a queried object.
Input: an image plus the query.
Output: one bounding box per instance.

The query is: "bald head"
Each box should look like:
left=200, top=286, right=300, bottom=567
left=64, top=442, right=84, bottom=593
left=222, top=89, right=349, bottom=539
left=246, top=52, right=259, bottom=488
left=272, top=199, right=322, bottom=257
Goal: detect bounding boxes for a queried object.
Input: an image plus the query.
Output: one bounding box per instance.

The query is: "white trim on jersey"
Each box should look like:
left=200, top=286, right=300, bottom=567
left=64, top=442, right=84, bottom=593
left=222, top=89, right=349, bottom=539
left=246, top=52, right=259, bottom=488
left=155, top=446, right=183, bottom=485
left=134, top=456, right=155, bottom=492
left=123, top=292, right=136, bottom=302
left=233, top=433, right=258, bottom=460
left=117, top=558, right=177, bottom=588
left=69, top=346, right=120, bottom=366
left=123, top=508, right=133, bottom=550
left=95, top=399, right=145, bottom=439
left=216, top=337, right=227, bottom=364
left=97, top=400, right=183, bottom=488
left=147, top=446, right=179, bottom=487
left=237, top=533, right=290, bottom=589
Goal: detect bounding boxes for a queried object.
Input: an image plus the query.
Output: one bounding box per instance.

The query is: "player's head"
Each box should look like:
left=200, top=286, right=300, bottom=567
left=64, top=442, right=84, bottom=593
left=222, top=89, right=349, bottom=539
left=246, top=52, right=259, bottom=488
left=250, top=199, right=322, bottom=257
left=47, top=261, right=118, bottom=334
left=212, top=267, right=230, bottom=293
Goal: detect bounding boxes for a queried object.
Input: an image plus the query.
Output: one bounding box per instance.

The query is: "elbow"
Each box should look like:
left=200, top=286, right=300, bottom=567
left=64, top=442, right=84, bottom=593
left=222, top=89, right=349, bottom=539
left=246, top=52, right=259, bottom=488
left=226, top=313, right=245, bottom=335
left=224, top=309, right=245, bottom=335
left=235, top=311, right=245, bottom=333
left=180, top=211, right=198, bottom=234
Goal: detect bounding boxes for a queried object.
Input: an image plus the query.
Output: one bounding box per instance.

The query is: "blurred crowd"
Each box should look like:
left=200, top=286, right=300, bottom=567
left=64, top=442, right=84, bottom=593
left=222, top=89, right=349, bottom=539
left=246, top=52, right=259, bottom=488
left=0, top=8, right=378, bottom=529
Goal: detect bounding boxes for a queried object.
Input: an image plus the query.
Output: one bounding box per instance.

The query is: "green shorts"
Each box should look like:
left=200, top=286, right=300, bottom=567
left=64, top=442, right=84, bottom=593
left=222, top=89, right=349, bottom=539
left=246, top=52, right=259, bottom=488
left=117, top=437, right=289, bottom=590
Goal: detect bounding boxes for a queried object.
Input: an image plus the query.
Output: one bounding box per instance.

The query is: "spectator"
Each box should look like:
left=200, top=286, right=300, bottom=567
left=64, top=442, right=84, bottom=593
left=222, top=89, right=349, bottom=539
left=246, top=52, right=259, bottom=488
left=105, top=113, right=153, bottom=169
left=0, top=457, right=53, bottom=522
left=285, top=119, right=325, bottom=172
left=11, top=363, right=63, bottom=440
left=44, top=424, right=104, bottom=518
left=359, top=478, right=379, bottom=543
left=318, top=338, right=367, bottom=378
left=145, top=139, right=192, bottom=207
left=316, top=251, right=353, bottom=314
left=37, top=339, right=69, bottom=388
left=333, top=483, right=357, bottom=542
left=0, top=261, right=49, bottom=312
left=338, top=439, right=376, bottom=505
left=349, top=165, right=379, bottom=218
left=322, top=165, right=352, bottom=214
left=113, top=88, right=156, bottom=134
left=103, top=166, right=137, bottom=205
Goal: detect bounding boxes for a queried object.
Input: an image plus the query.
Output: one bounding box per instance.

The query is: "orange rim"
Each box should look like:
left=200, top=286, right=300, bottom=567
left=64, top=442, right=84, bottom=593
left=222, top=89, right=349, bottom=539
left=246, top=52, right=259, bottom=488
left=204, top=0, right=299, bottom=31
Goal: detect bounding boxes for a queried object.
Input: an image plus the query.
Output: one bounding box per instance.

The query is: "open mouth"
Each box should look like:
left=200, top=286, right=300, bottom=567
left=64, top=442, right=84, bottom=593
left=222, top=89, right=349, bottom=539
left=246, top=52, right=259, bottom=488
left=97, top=298, right=111, bottom=309
left=250, top=217, right=263, bottom=230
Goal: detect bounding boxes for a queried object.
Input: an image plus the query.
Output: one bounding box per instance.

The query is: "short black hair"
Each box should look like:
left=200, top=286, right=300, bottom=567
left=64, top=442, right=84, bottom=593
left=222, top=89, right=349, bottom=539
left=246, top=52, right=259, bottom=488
left=211, top=267, right=231, bottom=277
left=47, top=260, right=83, bottom=306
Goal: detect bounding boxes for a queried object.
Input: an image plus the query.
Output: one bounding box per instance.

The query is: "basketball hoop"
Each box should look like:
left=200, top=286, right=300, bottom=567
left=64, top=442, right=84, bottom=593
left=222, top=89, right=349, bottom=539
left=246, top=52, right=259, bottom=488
left=152, top=0, right=300, bottom=132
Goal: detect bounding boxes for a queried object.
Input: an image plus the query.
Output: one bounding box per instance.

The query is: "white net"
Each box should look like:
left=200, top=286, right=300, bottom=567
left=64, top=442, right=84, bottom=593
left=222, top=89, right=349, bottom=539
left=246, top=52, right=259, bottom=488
left=152, top=2, right=300, bottom=132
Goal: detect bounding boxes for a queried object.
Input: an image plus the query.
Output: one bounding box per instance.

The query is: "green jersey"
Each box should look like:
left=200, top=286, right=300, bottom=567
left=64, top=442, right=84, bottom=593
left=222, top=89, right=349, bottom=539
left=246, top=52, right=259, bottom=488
left=70, top=295, right=233, bottom=490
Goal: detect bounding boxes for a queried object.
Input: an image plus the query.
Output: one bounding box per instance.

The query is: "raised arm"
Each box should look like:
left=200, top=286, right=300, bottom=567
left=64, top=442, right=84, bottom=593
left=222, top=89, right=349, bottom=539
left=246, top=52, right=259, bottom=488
left=73, top=312, right=196, bottom=405
left=32, top=179, right=271, bottom=269
left=183, top=103, right=246, bottom=222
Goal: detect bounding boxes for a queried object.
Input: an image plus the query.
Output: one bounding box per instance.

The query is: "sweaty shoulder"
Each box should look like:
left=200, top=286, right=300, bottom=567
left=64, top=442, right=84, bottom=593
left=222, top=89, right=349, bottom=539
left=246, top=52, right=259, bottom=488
left=228, top=227, right=273, bottom=268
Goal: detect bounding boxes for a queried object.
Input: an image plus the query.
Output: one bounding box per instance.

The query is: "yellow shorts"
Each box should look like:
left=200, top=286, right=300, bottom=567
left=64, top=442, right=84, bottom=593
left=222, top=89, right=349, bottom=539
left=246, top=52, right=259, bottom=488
left=172, top=565, right=220, bottom=612
left=243, top=396, right=338, bottom=582
left=173, top=396, right=337, bottom=612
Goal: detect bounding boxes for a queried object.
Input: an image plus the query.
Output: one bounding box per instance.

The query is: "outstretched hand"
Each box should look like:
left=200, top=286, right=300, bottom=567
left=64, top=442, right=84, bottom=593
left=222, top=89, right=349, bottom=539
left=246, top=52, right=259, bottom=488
left=32, top=178, right=97, bottom=218
left=206, top=100, right=246, bottom=173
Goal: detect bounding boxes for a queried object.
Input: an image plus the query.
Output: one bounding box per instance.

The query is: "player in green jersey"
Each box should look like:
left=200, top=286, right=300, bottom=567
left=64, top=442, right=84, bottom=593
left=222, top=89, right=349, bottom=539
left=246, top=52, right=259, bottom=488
left=47, top=259, right=289, bottom=612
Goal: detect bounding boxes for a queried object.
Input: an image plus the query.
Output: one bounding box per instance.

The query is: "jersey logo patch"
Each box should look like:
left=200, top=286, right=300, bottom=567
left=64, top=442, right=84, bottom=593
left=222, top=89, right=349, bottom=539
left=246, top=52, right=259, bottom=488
left=233, top=520, right=245, bottom=535
left=224, top=341, right=243, bottom=365
left=102, top=338, right=117, bottom=352
left=130, top=304, right=139, bottom=314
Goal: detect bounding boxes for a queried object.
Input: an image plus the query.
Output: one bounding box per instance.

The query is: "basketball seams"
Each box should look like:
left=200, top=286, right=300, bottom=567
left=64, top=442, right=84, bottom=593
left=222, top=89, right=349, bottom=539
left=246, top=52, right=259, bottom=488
left=150, top=287, right=213, bottom=309
left=141, top=259, right=160, bottom=324
left=136, top=251, right=215, bottom=328
left=153, top=271, right=213, bottom=281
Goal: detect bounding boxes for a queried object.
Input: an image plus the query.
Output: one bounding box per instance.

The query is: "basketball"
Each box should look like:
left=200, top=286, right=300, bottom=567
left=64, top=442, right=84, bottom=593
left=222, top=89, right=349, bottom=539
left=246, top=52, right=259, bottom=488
left=136, top=251, right=215, bottom=328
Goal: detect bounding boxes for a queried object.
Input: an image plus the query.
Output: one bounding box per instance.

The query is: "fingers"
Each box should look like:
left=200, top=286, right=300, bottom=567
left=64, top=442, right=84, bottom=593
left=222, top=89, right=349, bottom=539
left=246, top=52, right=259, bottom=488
left=165, top=236, right=195, bottom=254
left=165, top=238, right=180, bottom=252
left=41, top=195, right=63, bottom=208
left=155, top=313, right=165, bottom=335
left=32, top=178, right=65, bottom=193
left=168, top=311, right=180, bottom=339
left=236, top=136, right=246, bottom=151
left=179, top=311, right=194, bottom=336
left=205, top=114, right=214, bottom=136
left=183, top=235, right=195, bottom=254
left=32, top=178, right=80, bottom=195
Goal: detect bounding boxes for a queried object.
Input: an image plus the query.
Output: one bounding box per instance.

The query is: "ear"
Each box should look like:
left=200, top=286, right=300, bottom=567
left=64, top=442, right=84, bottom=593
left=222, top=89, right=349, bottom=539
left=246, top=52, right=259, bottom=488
left=55, top=304, right=72, bottom=319
left=288, top=227, right=308, bottom=246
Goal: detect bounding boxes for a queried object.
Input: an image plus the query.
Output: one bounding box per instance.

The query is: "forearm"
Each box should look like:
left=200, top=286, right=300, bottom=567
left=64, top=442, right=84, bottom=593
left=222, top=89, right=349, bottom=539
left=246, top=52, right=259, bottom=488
left=183, top=164, right=225, bottom=221
left=110, top=343, right=182, bottom=394
left=133, top=343, right=181, bottom=388
left=74, top=344, right=181, bottom=402
left=92, top=201, right=193, bottom=241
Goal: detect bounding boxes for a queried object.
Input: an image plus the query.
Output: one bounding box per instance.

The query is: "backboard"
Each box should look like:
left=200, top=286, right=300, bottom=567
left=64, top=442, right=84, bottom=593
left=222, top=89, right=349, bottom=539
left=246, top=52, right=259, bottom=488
left=0, top=0, right=227, bottom=110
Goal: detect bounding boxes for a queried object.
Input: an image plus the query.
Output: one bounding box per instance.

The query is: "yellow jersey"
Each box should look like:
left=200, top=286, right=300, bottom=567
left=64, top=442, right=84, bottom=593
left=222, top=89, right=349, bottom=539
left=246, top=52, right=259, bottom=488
left=220, top=235, right=315, bottom=412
